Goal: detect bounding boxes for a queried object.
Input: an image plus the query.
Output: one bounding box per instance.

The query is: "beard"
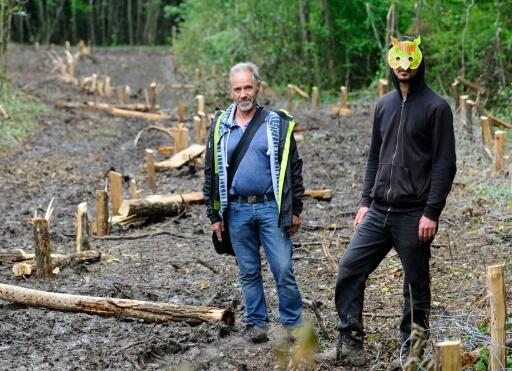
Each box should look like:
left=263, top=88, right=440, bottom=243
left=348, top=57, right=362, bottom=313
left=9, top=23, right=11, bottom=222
left=237, top=97, right=255, bottom=112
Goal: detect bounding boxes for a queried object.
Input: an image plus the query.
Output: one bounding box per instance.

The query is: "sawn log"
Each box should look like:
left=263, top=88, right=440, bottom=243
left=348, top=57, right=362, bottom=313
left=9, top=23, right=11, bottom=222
left=119, top=188, right=332, bottom=219
left=0, top=283, right=235, bottom=325
left=119, top=192, right=205, bottom=217
left=55, top=100, right=171, bottom=121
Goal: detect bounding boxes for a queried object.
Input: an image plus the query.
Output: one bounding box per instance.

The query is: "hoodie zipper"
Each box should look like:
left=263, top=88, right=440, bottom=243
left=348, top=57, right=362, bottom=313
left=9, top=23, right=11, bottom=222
left=386, top=99, right=406, bottom=210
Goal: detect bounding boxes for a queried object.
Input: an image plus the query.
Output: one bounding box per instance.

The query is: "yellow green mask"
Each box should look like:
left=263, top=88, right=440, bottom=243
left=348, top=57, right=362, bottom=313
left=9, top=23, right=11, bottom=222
left=387, top=36, right=422, bottom=70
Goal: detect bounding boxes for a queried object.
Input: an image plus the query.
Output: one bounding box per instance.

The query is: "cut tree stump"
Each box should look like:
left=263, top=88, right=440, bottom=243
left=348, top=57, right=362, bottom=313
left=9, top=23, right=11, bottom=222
left=310, top=87, right=319, bottom=114
left=196, top=95, right=205, bottom=115
left=378, top=79, right=389, bottom=97
left=32, top=217, right=52, bottom=279
left=436, top=340, right=461, bottom=371
left=145, top=149, right=157, bottom=189
left=129, top=179, right=141, bottom=199
left=119, top=192, right=204, bottom=217
left=96, top=190, right=109, bottom=236
left=108, top=171, right=123, bottom=215
left=76, top=202, right=91, bottom=253
left=0, top=283, right=234, bottom=325
left=487, top=264, right=507, bottom=371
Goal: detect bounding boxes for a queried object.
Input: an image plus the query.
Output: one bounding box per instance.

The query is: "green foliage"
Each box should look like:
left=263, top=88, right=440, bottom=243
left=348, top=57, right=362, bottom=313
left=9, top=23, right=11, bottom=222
left=0, top=87, right=49, bottom=150
left=173, top=0, right=511, bottom=115
left=174, top=0, right=389, bottom=90
left=475, top=348, right=489, bottom=371
left=477, top=322, right=488, bottom=335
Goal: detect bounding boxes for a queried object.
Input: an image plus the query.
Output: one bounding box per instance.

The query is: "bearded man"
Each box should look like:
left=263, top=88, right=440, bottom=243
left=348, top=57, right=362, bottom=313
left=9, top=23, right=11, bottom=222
left=203, top=62, right=304, bottom=343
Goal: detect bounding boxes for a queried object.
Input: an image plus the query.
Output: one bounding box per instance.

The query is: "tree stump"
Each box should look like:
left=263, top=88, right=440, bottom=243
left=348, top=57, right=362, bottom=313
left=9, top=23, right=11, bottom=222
left=32, top=218, right=53, bottom=279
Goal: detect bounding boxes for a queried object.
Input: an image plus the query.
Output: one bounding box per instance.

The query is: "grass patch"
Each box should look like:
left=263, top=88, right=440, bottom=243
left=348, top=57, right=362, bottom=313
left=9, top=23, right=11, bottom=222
left=0, top=87, right=49, bottom=150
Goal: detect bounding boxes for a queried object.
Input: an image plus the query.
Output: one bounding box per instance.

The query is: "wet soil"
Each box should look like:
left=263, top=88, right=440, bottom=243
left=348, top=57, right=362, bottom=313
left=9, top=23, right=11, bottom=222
left=0, top=44, right=510, bottom=370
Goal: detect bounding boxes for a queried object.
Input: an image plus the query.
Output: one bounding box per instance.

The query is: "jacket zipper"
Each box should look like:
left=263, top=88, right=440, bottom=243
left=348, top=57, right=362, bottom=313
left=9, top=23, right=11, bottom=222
left=386, top=99, right=406, bottom=210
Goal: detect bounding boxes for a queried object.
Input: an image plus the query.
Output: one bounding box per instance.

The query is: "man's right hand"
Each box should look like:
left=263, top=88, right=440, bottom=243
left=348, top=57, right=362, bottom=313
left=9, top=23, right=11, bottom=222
left=211, top=221, right=224, bottom=242
left=353, top=207, right=369, bottom=230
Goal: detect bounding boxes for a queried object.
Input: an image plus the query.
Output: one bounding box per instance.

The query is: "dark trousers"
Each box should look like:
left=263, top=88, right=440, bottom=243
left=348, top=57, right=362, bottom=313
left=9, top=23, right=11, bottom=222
left=335, top=207, right=431, bottom=347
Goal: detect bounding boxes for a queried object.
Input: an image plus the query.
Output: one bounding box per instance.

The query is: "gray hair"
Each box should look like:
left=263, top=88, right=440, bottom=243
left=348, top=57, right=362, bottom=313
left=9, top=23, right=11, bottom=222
left=229, top=62, right=261, bottom=86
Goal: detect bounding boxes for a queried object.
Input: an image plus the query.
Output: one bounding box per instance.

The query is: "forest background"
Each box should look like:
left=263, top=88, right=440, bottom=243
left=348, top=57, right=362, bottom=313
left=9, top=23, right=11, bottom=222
left=1, top=0, right=511, bottom=117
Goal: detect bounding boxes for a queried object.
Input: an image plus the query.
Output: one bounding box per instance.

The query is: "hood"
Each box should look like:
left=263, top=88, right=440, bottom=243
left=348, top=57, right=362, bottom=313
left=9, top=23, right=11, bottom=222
left=388, top=37, right=426, bottom=100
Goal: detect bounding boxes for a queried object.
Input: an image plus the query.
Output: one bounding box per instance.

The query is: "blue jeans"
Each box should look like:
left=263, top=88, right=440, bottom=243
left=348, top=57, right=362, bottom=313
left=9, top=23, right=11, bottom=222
left=226, top=199, right=303, bottom=328
left=335, top=208, right=431, bottom=347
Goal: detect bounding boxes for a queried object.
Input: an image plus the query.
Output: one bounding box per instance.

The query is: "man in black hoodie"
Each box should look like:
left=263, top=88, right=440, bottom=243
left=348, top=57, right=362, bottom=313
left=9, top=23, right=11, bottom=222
left=334, top=36, right=456, bottom=367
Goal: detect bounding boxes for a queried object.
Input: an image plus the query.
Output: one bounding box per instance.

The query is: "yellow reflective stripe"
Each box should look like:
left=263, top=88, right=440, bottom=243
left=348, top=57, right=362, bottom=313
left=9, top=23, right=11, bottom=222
left=213, top=111, right=225, bottom=174
left=277, top=116, right=295, bottom=211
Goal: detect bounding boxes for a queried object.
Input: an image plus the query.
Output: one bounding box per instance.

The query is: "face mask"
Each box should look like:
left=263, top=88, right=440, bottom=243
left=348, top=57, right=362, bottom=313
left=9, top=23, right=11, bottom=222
left=387, top=36, right=422, bottom=70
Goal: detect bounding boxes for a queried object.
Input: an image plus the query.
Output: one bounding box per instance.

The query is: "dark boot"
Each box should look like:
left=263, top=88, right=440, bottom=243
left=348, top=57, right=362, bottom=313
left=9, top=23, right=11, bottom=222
left=241, top=325, right=269, bottom=343
left=335, top=335, right=366, bottom=367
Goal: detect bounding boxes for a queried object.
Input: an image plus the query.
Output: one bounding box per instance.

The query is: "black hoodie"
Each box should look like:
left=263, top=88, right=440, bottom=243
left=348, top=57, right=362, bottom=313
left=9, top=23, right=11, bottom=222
left=361, top=53, right=456, bottom=220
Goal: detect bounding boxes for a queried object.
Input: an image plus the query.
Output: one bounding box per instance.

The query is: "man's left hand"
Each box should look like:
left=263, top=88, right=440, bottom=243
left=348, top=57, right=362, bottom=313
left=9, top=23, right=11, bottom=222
left=418, top=215, right=437, bottom=241
left=288, top=215, right=301, bottom=236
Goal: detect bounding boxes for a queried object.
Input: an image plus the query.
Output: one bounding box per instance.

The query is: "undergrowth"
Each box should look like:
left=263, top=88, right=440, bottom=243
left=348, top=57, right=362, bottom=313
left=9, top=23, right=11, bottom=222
left=0, top=87, right=49, bottom=150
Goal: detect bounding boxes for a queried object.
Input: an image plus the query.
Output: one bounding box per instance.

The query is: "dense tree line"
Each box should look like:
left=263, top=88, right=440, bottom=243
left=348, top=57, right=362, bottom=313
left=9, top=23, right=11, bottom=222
left=173, top=0, right=511, bottom=116
left=4, top=0, right=512, bottom=116
left=9, top=0, right=182, bottom=46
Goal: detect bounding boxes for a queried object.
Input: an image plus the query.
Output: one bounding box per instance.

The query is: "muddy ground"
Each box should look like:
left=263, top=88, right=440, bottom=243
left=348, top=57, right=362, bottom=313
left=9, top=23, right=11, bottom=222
left=0, top=44, right=510, bottom=370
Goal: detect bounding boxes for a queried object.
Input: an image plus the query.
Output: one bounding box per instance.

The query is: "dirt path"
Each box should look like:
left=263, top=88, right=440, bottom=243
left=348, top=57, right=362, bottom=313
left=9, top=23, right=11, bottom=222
left=0, top=44, right=510, bottom=370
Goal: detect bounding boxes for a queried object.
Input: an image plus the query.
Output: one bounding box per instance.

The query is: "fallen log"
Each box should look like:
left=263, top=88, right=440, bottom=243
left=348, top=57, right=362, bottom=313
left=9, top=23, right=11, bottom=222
left=11, top=250, right=102, bottom=277
left=117, top=103, right=160, bottom=112
left=0, top=283, right=235, bottom=325
left=55, top=100, right=171, bottom=121
left=119, top=192, right=204, bottom=217
left=111, top=214, right=146, bottom=226
left=119, top=188, right=330, bottom=219
left=0, top=249, right=98, bottom=263
left=304, top=189, right=332, bottom=201
left=485, top=111, right=512, bottom=129
left=149, top=144, right=206, bottom=170
left=0, top=249, right=33, bottom=262
left=291, top=84, right=310, bottom=100
left=456, top=75, right=486, bottom=95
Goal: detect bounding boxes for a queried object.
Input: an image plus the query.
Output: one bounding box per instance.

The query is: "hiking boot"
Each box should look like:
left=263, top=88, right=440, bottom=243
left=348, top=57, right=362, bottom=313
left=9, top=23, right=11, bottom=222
left=241, top=325, right=269, bottom=343
left=335, top=338, right=366, bottom=366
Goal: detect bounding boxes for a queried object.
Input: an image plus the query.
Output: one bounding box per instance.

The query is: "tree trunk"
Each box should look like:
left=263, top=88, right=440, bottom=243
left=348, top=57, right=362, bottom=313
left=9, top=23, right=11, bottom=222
left=320, top=0, right=335, bottom=85
left=89, top=0, right=95, bottom=46
left=0, top=283, right=235, bottom=325
left=298, top=0, right=309, bottom=62
left=127, top=0, right=133, bottom=45
left=71, top=0, right=77, bottom=43
left=136, top=0, right=142, bottom=44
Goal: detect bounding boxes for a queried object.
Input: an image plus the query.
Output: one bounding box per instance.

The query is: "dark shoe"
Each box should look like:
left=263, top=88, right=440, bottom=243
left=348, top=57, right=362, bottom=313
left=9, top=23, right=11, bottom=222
left=335, top=338, right=366, bottom=367
left=241, top=325, right=269, bottom=343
